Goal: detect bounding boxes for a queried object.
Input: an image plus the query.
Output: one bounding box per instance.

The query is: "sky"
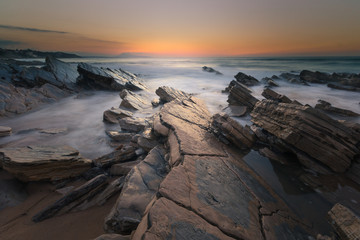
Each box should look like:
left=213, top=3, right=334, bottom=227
left=0, top=0, right=360, bottom=57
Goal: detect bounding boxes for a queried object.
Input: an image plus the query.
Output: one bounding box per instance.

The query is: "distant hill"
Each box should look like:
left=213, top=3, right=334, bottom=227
left=0, top=48, right=81, bottom=59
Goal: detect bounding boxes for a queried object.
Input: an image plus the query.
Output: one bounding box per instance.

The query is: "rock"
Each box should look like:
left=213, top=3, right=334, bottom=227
left=346, top=160, right=360, bottom=186
left=212, top=113, right=256, bottom=149
left=202, top=66, right=223, bottom=75
left=327, top=203, right=360, bottom=240
left=155, top=86, right=191, bottom=103
left=234, top=72, right=260, bottom=86
left=39, top=128, right=67, bottom=134
left=266, top=79, right=279, bottom=87
left=44, top=56, right=79, bottom=90
left=315, top=100, right=360, bottom=117
left=223, top=105, right=247, bottom=117
left=103, top=108, right=133, bottom=124
left=104, top=146, right=167, bottom=234
left=258, top=147, right=291, bottom=165
left=17, top=67, right=58, bottom=88
left=300, top=70, right=330, bottom=83
left=151, top=98, right=160, bottom=107
left=0, top=145, right=91, bottom=181
left=227, top=81, right=259, bottom=109
left=132, top=94, right=314, bottom=240
left=82, top=167, right=106, bottom=181
left=106, top=131, right=134, bottom=142
left=0, top=126, right=12, bottom=137
left=119, top=90, right=151, bottom=110
left=94, top=234, right=130, bottom=240
left=77, top=63, right=147, bottom=91
left=119, top=117, right=147, bottom=133
left=251, top=100, right=360, bottom=173
left=137, top=128, right=159, bottom=152
left=32, top=174, right=108, bottom=222
left=93, top=145, right=137, bottom=168
left=133, top=198, right=235, bottom=240
left=327, top=83, right=360, bottom=92
left=261, top=88, right=292, bottom=103
left=110, top=160, right=142, bottom=176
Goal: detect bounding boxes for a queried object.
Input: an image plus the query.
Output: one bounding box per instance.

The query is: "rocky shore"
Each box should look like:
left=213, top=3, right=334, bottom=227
left=0, top=59, right=360, bottom=240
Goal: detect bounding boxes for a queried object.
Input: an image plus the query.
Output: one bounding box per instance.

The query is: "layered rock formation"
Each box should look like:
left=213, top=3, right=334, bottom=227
left=227, top=81, right=259, bottom=110
left=315, top=100, right=360, bottom=117
left=234, top=72, right=260, bottom=86
left=251, top=100, right=360, bottom=173
left=155, top=86, right=191, bottom=103
left=0, top=145, right=91, bottom=181
left=0, top=126, right=12, bottom=137
left=119, top=90, right=151, bottom=110
left=202, top=66, right=223, bottom=75
left=103, top=108, right=133, bottom=124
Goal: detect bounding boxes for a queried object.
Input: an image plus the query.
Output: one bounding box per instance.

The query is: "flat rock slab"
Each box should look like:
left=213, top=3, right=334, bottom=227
left=133, top=198, right=235, bottom=240
left=105, top=146, right=167, bottom=234
left=106, top=131, right=134, bottom=142
left=155, top=86, right=192, bottom=103
left=0, top=145, right=91, bottom=181
left=104, top=108, right=133, bottom=124
left=39, top=128, right=67, bottom=134
left=0, top=126, right=12, bottom=137
left=328, top=203, right=360, bottom=240
left=251, top=100, right=360, bottom=173
left=119, top=117, right=147, bottom=133
left=119, top=90, right=152, bottom=110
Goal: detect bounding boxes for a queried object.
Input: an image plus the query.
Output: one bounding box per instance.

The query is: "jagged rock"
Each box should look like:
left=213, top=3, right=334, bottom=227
left=32, top=174, right=108, bottom=222
left=0, top=126, right=12, bottom=137
left=44, top=56, right=79, bottom=90
left=0, top=145, right=91, bottom=181
left=104, top=146, right=167, bottom=234
left=223, top=105, right=247, bottom=117
left=95, top=234, right=130, bottom=240
left=77, top=63, right=147, bottom=91
left=315, top=100, right=360, bottom=117
left=110, top=160, right=142, bottom=176
left=133, top=198, right=235, bottom=240
left=106, top=131, right=134, bottom=142
left=262, top=88, right=292, bottom=103
left=300, top=70, right=330, bottom=83
left=137, top=128, right=159, bottom=152
left=234, top=72, right=260, bottom=86
left=251, top=100, right=360, bottom=173
left=258, top=147, right=291, bottom=165
left=327, top=83, right=360, bottom=92
left=119, top=117, right=147, bottom=132
left=17, top=66, right=58, bottom=88
left=327, top=203, right=360, bottom=240
left=227, top=81, right=259, bottom=109
left=212, top=113, right=256, bottom=149
left=93, top=145, right=137, bottom=168
left=119, top=90, right=151, bottom=110
left=103, top=108, right=133, bottom=124
left=155, top=86, right=191, bottom=103
left=202, top=66, right=223, bottom=75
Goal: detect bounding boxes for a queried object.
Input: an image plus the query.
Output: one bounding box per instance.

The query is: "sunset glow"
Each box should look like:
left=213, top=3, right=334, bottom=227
left=1, top=0, right=360, bottom=56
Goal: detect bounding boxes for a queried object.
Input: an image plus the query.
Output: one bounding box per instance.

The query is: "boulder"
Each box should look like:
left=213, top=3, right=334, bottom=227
left=119, top=117, right=147, bottom=133
left=227, top=81, right=259, bottom=109
left=77, top=63, right=147, bottom=91
left=93, top=145, right=137, bottom=168
left=202, top=66, right=223, bottom=75
left=327, top=203, right=360, bottom=240
left=155, top=86, right=191, bottom=103
left=212, top=113, right=256, bottom=149
left=300, top=70, right=330, bottom=83
left=104, top=146, right=167, bottom=234
left=251, top=100, right=360, bottom=173
left=0, top=126, right=12, bottom=137
left=103, top=108, right=133, bottom=124
left=0, top=145, right=91, bottom=181
left=315, top=100, right=360, bottom=117
left=119, top=90, right=151, bottom=110
left=32, top=174, right=108, bottom=222
left=234, top=72, right=260, bottom=86
left=261, top=88, right=292, bottom=103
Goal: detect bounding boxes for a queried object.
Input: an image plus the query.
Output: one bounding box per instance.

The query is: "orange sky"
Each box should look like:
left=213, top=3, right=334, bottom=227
left=0, top=0, right=360, bottom=56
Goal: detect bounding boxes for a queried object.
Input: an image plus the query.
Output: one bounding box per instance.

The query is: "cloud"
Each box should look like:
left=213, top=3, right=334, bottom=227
left=0, top=39, right=23, bottom=48
left=0, top=24, right=68, bottom=34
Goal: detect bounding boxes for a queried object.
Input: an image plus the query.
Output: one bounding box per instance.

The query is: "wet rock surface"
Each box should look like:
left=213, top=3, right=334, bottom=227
left=327, top=203, right=360, bottom=240
left=251, top=100, right=360, bottom=173
left=0, top=145, right=92, bottom=181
